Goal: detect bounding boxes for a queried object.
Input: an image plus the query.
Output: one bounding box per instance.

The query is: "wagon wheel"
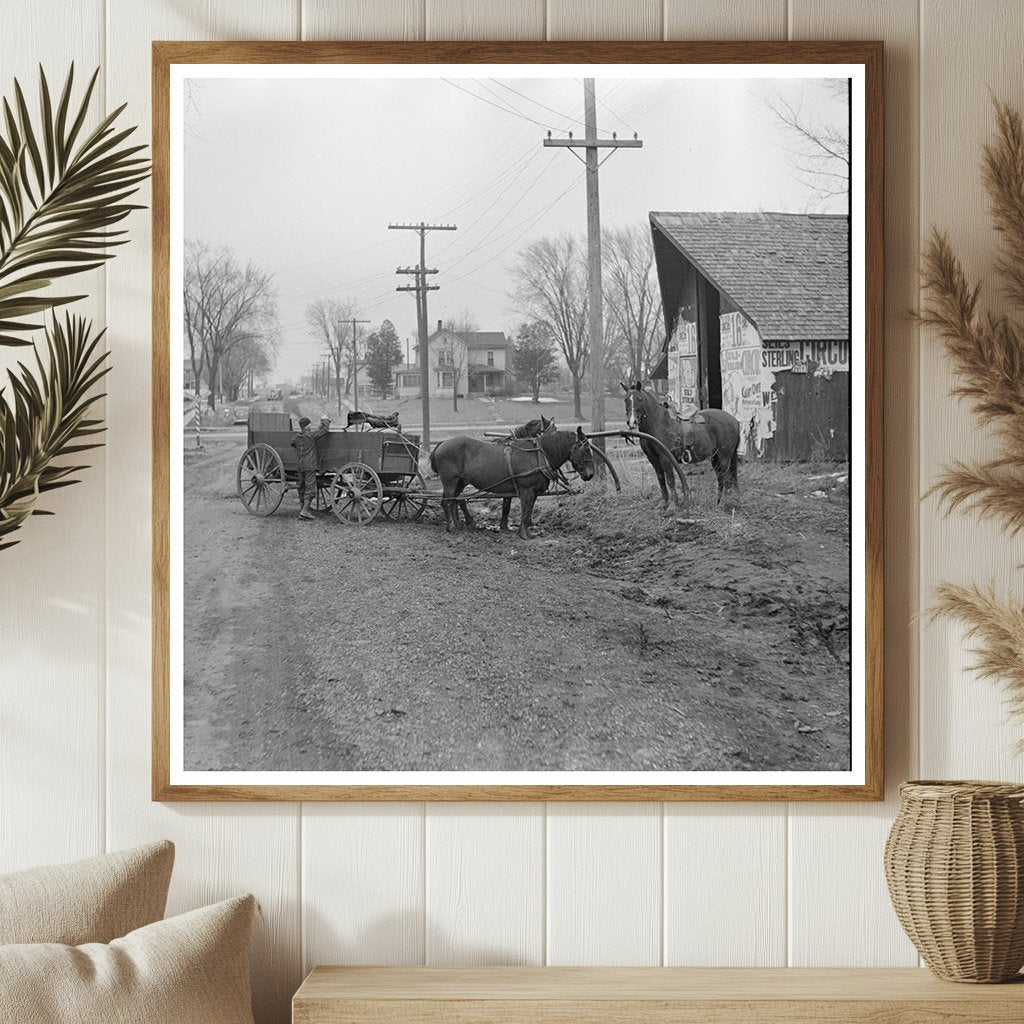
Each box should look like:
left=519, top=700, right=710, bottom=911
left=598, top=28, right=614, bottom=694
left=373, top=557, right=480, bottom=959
left=237, top=443, right=286, bottom=516
left=381, top=472, right=428, bottom=522
left=330, top=462, right=383, bottom=525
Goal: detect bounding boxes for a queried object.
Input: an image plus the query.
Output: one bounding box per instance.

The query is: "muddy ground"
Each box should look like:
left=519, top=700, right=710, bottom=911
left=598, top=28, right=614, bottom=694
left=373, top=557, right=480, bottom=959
left=183, top=442, right=851, bottom=772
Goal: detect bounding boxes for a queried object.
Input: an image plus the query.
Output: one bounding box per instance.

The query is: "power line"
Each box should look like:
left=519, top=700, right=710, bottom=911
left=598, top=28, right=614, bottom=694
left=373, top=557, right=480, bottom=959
left=617, top=80, right=682, bottom=124
left=493, top=79, right=589, bottom=130
left=442, top=78, right=554, bottom=131
left=628, top=80, right=691, bottom=122
left=470, top=78, right=562, bottom=131
left=596, top=95, right=637, bottom=135
left=439, top=152, right=564, bottom=274
left=274, top=238, right=392, bottom=276
left=436, top=146, right=545, bottom=224
left=421, top=117, right=539, bottom=219
left=444, top=168, right=586, bottom=285
left=431, top=150, right=558, bottom=264
left=280, top=235, right=407, bottom=303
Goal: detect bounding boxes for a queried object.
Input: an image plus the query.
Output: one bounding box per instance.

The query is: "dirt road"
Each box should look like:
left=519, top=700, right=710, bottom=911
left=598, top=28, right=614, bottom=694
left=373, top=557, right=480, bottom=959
left=184, top=444, right=851, bottom=772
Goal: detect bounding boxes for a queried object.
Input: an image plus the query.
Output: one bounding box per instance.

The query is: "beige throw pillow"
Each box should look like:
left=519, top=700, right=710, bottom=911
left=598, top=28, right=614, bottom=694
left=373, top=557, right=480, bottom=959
left=0, top=894, right=256, bottom=1024
left=0, top=840, right=174, bottom=946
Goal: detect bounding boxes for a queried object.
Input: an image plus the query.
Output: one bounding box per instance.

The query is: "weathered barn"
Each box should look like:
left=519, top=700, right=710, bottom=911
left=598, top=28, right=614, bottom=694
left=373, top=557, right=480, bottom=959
left=650, top=211, right=849, bottom=461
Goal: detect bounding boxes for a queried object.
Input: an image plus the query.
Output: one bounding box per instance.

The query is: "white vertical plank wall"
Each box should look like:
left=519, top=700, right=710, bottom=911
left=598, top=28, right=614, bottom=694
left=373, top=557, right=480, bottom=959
left=425, top=803, right=545, bottom=964
left=3, top=3, right=1023, bottom=1023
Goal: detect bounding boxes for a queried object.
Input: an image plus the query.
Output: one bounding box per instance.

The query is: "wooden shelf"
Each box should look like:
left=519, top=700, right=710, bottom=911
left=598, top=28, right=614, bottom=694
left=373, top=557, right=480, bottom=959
left=293, top=966, right=1024, bottom=1023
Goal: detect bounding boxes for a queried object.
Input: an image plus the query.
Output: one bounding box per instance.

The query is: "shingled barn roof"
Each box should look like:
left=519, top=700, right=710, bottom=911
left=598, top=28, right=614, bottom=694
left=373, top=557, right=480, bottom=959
left=649, top=211, right=850, bottom=341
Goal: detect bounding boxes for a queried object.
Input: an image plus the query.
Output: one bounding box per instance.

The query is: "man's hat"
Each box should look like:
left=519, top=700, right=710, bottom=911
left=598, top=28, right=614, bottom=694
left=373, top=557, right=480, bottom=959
left=298, top=416, right=311, bottom=428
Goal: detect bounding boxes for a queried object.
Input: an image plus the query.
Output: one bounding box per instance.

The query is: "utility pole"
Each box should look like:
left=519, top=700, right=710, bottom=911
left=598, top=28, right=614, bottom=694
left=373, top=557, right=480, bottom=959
left=544, top=79, right=642, bottom=449
left=389, top=222, right=456, bottom=451
left=349, top=317, right=371, bottom=412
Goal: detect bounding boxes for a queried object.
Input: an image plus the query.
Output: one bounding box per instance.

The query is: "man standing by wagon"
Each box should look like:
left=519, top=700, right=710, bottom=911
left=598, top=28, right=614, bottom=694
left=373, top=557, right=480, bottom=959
left=291, top=415, right=330, bottom=520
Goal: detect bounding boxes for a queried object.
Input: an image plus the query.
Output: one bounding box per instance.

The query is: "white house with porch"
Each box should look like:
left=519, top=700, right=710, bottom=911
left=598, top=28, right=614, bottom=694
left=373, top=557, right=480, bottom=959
left=392, top=321, right=511, bottom=398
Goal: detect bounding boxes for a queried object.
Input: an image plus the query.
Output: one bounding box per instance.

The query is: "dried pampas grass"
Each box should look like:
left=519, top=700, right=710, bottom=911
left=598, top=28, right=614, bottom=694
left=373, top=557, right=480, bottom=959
left=920, top=98, right=1024, bottom=725
left=931, top=584, right=1024, bottom=734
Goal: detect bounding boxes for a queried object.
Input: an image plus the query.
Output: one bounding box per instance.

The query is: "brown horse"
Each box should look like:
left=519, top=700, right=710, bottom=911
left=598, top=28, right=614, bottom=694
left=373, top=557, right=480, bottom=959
left=430, top=427, right=596, bottom=539
left=622, top=381, right=741, bottom=507
left=490, top=416, right=556, bottom=444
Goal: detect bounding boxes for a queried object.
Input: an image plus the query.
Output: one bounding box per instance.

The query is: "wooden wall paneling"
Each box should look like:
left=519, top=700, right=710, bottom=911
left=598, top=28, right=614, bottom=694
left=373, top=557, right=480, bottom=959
left=303, top=804, right=426, bottom=971
left=426, top=0, right=544, bottom=40
left=546, top=804, right=662, bottom=965
left=0, top=0, right=107, bottom=875
left=787, top=0, right=920, bottom=967
left=104, top=4, right=302, bottom=1022
left=663, top=0, right=786, bottom=40
left=663, top=805, right=786, bottom=966
left=425, top=804, right=544, bottom=964
left=302, top=0, right=425, bottom=40
left=546, top=0, right=663, bottom=42
left=918, top=0, right=1024, bottom=781
left=657, top=2, right=786, bottom=970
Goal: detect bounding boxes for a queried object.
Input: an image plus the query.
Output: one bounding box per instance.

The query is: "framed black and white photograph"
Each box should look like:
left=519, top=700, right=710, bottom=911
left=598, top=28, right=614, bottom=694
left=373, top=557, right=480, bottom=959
left=152, top=41, right=882, bottom=801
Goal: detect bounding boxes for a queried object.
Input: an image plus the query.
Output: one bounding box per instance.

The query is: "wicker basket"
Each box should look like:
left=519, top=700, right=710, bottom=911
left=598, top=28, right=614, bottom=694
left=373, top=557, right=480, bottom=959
left=884, top=780, right=1024, bottom=982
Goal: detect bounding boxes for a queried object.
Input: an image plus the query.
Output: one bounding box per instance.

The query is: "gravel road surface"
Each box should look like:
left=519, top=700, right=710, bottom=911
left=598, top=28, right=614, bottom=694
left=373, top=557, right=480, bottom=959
left=184, top=443, right=851, bottom=772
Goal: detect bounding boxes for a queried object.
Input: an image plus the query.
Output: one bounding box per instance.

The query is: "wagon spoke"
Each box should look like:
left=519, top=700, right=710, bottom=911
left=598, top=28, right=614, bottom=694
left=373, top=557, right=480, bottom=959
left=331, top=462, right=382, bottom=525
left=382, top=472, right=428, bottom=521
left=237, top=443, right=285, bottom=517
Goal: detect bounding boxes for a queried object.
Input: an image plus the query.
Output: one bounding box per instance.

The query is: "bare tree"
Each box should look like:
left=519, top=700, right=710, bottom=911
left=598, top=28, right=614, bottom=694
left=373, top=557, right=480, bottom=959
left=764, top=80, right=850, bottom=207
left=510, top=235, right=589, bottom=419
left=184, top=240, right=278, bottom=410
left=306, top=298, right=366, bottom=413
left=442, top=308, right=481, bottom=335
left=220, top=334, right=275, bottom=401
left=602, top=224, right=664, bottom=383
left=441, top=309, right=478, bottom=411
left=183, top=238, right=210, bottom=414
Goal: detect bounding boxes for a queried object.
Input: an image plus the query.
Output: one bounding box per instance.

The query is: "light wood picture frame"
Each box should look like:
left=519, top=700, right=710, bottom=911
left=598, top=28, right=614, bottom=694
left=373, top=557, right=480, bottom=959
left=153, top=40, right=883, bottom=801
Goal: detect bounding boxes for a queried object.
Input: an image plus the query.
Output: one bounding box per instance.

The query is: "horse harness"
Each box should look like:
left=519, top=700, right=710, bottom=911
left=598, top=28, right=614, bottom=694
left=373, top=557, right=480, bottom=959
left=665, top=408, right=720, bottom=464
left=502, top=437, right=568, bottom=489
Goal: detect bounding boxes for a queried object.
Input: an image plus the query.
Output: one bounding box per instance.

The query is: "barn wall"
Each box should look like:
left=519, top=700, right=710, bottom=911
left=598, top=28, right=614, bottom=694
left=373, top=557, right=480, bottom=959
left=772, top=364, right=851, bottom=462
left=717, top=307, right=851, bottom=461
left=3, top=3, right=1023, bottom=1024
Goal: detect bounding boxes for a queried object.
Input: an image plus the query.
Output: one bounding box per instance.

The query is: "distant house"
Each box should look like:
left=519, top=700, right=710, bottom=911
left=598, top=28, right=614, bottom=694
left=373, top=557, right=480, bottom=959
left=649, top=211, right=849, bottom=460
left=393, top=322, right=511, bottom=398
left=183, top=357, right=197, bottom=392
left=393, top=362, right=422, bottom=398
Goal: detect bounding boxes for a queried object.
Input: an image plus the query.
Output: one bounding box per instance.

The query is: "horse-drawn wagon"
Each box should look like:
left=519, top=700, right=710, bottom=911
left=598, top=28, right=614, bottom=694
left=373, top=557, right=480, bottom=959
left=236, top=401, right=693, bottom=534
left=236, top=411, right=427, bottom=524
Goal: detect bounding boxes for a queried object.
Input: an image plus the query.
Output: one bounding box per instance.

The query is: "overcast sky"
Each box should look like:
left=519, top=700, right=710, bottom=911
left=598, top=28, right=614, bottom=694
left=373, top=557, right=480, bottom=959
left=183, top=74, right=848, bottom=381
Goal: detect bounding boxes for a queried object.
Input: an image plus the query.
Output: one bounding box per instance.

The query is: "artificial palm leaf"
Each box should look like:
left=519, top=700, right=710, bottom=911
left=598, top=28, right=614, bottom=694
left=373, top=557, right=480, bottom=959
left=0, top=312, right=110, bottom=549
left=0, top=64, right=148, bottom=346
